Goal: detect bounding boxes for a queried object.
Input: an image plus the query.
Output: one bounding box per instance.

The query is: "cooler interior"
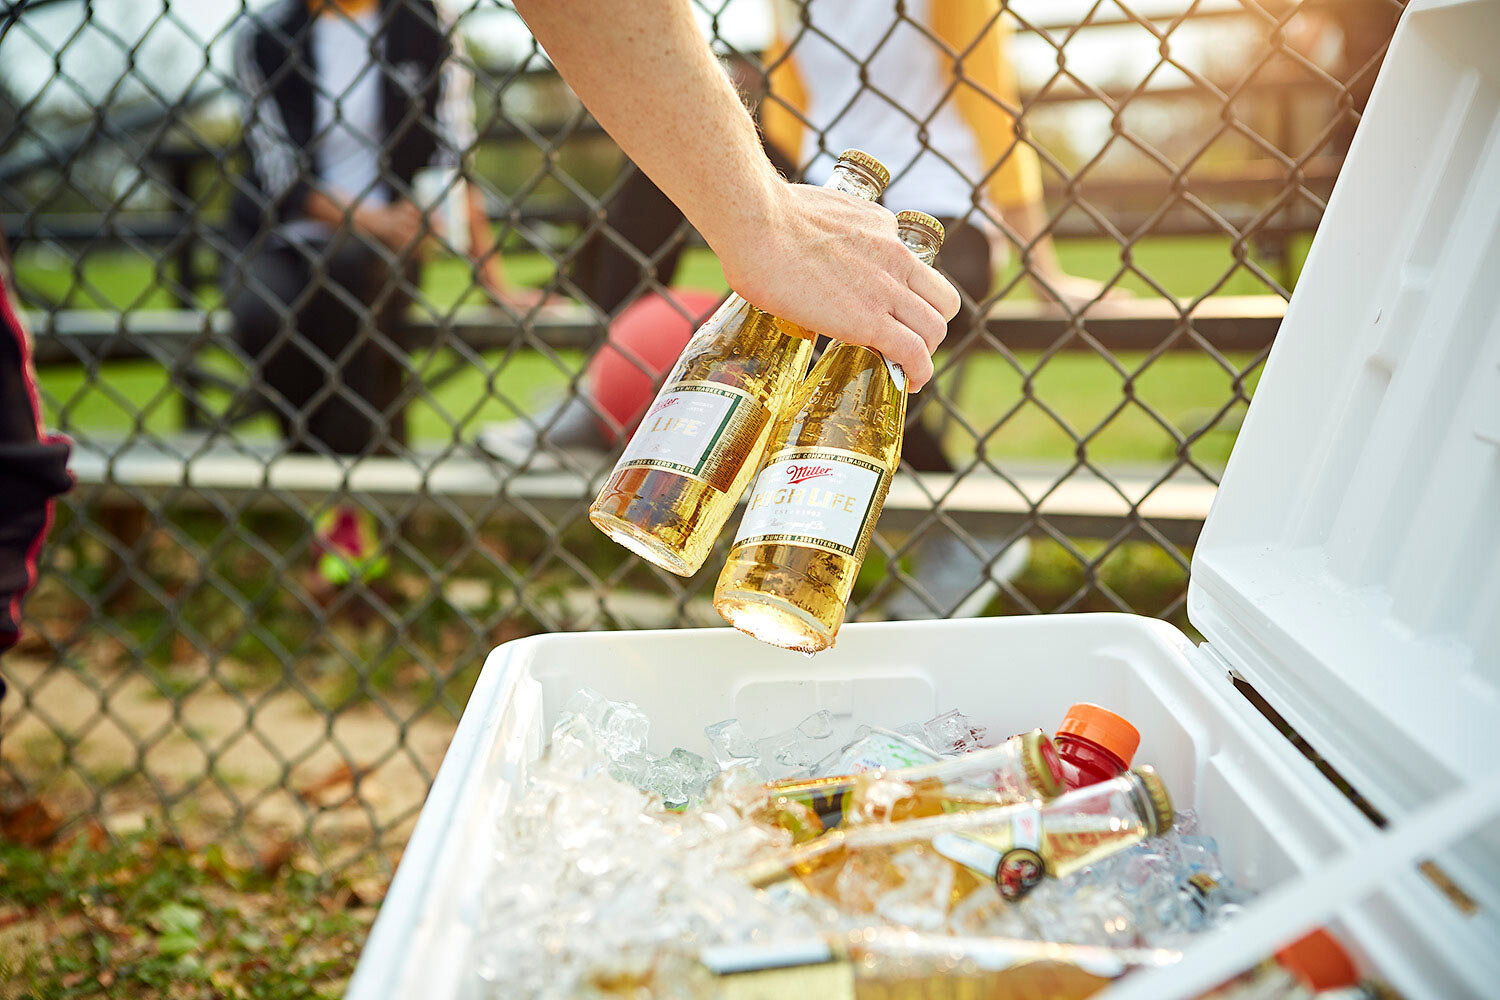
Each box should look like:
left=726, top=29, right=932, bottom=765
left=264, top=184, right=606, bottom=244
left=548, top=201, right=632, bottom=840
left=509, top=617, right=1365, bottom=893
left=358, top=616, right=1491, bottom=1000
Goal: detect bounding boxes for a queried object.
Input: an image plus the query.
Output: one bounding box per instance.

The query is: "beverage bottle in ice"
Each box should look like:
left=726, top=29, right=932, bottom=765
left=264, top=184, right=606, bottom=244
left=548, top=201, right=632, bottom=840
left=704, top=929, right=1182, bottom=1000
left=714, top=211, right=945, bottom=651
left=758, top=729, right=1064, bottom=834
left=1055, top=702, right=1139, bottom=790
left=740, top=766, right=1172, bottom=907
left=930, top=765, right=1173, bottom=901
left=1197, top=928, right=1360, bottom=998
left=590, top=150, right=891, bottom=577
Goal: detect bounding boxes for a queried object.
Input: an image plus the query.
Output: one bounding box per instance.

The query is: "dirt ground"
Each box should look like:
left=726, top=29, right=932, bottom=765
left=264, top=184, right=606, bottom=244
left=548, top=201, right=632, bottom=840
left=1, top=649, right=459, bottom=865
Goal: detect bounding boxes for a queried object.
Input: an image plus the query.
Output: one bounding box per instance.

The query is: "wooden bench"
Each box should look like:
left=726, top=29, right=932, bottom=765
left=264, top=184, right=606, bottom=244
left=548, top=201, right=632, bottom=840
left=63, top=437, right=1219, bottom=546
left=32, top=295, right=1276, bottom=544
left=30, top=294, right=1284, bottom=364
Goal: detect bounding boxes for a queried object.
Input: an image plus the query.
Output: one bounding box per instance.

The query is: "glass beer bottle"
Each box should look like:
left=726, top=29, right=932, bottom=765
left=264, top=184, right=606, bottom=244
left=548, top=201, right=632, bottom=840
left=589, top=150, right=892, bottom=577
left=755, top=729, right=1065, bottom=836
left=715, top=211, right=945, bottom=651
left=738, top=767, right=1173, bottom=908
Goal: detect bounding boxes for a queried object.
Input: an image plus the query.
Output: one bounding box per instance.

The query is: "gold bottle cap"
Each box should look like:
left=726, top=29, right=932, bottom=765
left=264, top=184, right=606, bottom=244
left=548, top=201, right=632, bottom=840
left=836, top=149, right=891, bottom=190
left=1132, top=765, right=1174, bottom=836
left=895, top=210, right=945, bottom=246
left=1016, top=729, right=1064, bottom=800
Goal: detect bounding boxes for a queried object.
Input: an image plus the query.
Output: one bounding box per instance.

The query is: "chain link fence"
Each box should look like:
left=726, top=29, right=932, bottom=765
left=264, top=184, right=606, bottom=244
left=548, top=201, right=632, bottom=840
left=0, top=0, right=1402, bottom=871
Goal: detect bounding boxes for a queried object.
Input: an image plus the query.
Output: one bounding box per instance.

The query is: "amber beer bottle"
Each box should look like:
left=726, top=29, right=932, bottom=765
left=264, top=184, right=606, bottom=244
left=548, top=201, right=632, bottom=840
left=714, top=211, right=944, bottom=651
left=756, top=729, right=1065, bottom=837
left=737, top=767, right=1173, bottom=907
left=589, top=151, right=891, bottom=577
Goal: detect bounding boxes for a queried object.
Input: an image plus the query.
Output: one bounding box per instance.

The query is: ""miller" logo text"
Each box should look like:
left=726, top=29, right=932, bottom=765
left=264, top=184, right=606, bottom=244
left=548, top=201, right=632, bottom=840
left=785, top=464, right=833, bottom=485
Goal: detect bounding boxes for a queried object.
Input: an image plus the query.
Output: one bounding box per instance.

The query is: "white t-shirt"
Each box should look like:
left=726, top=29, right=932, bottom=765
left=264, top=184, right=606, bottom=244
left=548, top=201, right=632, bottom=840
left=311, top=9, right=388, bottom=206
left=766, top=0, right=1042, bottom=228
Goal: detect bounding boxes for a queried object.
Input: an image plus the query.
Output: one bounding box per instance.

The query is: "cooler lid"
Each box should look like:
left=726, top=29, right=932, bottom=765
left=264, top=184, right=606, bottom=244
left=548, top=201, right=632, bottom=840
left=1189, top=0, right=1500, bottom=822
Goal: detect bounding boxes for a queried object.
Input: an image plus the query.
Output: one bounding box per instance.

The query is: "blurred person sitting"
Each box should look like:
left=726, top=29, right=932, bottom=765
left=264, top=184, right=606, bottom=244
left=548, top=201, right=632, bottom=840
left=228, top=0, right=536, bottom=590
left=759, top=0, right=1123, bottom=313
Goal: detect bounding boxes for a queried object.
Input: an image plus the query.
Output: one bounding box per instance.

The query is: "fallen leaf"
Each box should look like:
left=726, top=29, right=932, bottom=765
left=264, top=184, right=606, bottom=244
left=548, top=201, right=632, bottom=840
left=98, top=970, right=115, bottom=987
left=346, top=877, right=388, bottom=909
left=0, top=798, right=59, bottom=847
left=0, top=903, right=28, bottom=930
left=61, top=971, right=90, bottom=988
left=66, top=819, right=108, bottom=852
left=296, top=762, right=360, bottom=808
left=256, top=837, right=297, bottom=876
left=170, top=633, right=199, bottom=664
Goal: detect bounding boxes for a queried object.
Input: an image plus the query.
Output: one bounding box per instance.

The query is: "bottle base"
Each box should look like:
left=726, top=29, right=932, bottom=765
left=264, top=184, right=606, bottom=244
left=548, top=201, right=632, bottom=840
left=589, top=508, right=699, bottom=577
left=715, top=588, right=834, bottom=654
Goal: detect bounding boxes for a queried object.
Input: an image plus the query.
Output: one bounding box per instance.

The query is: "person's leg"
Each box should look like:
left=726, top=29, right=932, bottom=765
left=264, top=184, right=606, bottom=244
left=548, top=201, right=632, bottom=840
left=569, top=165, right=692, bottom=317
left=901, top=217, right=992, bottom=474
left=225, top=241, right=321, bottom=448
left=300, top=233, right=406, bottom=458
left=884, top=217, right=1033, bottom=620
left=567, top=142, right=802, bottom=318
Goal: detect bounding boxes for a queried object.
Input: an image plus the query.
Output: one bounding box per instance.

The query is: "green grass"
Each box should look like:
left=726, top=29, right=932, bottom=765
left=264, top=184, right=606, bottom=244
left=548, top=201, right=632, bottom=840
left=34, top=347, right=1257, bottom=467
left=22, top=234, right=1278, bottom=466
left=0, top=827, right=378, bottom=1000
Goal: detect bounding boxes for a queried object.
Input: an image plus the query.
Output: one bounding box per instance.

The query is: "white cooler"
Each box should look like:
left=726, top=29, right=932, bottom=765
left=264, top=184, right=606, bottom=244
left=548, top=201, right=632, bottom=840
left=348, top=1, right=1500, bottom=996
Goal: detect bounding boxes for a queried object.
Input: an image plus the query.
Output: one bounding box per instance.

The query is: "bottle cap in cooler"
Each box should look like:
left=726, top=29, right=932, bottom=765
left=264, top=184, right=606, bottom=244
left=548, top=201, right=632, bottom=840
left=1274, top=928, right=1360, bottom=991
left=1016, top=729, right=1065, bottom=800
left=1131, top=765, right=1174, bottom=836
left=1057, top=702, right=1141, bottom=766
left=895, top=210, right=945, bottom=246
left=835, top=149, right=891, bottom=189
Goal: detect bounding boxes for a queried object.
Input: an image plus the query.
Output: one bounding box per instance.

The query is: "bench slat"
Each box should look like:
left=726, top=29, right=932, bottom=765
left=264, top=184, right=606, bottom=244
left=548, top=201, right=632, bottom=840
left=29, top=296, right=1283, bottom=364
left=65, top=440, right=1215, bottom=544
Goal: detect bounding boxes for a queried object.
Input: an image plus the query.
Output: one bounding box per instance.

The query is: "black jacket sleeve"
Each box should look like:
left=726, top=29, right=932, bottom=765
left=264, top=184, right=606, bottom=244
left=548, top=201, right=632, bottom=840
left=234, top=24, right=312, bottom=225
left=0, top=277, right=72, bottom=658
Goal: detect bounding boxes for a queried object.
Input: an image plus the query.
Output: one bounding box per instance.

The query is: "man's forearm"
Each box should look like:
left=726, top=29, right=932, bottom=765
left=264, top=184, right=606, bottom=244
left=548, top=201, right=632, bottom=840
left=512, top=0, right=780, bottom=268
left=508, top=0, right=962, bottom=389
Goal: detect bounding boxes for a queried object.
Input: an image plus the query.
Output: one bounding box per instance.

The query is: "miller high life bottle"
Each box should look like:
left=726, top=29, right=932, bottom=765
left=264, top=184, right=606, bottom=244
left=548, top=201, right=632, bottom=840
left=738, top=767, right=1173, bottom=909
left=714, top=211, right=945, bottom=651
left=754, top=729, right=1065, bottom=839
left=589, top=150, right=892, bottom=577
left=703, top=929, right=1182, bottom=1000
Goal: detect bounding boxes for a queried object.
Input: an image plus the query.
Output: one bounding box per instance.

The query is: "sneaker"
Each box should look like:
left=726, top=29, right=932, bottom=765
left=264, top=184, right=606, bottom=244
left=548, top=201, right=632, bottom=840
left=475, top=396, right=613, bottom=472
left=880, top=529, right=1032, bottom=620
left=313, top=505, right=390, bottom=587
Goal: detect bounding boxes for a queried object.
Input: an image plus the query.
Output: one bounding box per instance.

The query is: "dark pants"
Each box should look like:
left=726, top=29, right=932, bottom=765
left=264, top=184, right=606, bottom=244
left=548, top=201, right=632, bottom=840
left=568, top=154, right=992, bottom=474
left=226, top=231, right=414, bottom=457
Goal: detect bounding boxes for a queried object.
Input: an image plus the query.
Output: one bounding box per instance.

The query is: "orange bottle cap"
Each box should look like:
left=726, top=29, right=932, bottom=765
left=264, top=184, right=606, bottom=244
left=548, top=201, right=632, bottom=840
left=1056, top=703, right=1140, bottom=767
left=1274, top=929, right=1359, bottom=991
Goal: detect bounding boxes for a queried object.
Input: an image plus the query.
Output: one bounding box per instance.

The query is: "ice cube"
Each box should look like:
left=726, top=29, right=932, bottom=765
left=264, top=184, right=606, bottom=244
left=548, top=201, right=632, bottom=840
left=921, top=709, right=988, bottom=755
left=554, top=687, right=650, bottom=760
left=752, top=711, right=842, bottom=779
left=704, top=718, right=758, bottom=768
left=874, top=847, right=956, bottom=931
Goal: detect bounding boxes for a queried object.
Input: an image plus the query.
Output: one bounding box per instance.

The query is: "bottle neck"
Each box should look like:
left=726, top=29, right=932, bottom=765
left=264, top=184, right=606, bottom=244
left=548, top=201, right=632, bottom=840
left=900, top=230, right=942, bottom=266
left=824, top=163, right=884, bottom=201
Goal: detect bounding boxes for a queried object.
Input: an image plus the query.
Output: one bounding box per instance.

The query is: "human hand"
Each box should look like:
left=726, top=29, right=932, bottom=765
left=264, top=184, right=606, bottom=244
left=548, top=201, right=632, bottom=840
left=718, top=182, right=960, bottom=391
left=359, top=201, right=425, bottom=256
left=476, top=257, right=550, bottom=310
left=1031, top=270, right=1132, bottom=311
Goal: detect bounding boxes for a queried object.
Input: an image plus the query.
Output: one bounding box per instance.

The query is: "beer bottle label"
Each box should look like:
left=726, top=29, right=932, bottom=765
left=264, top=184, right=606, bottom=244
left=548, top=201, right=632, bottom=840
left=617, top=380, right=768, bottom=493
left=734, top=446, right=890, bottom=557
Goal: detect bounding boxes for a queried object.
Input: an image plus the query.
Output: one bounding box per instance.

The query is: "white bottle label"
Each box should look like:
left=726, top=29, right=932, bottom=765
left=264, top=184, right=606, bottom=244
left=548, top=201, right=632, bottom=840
left=733, top=447, right=888, bottom=557
left=617, top=380, right=763, bottom=489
